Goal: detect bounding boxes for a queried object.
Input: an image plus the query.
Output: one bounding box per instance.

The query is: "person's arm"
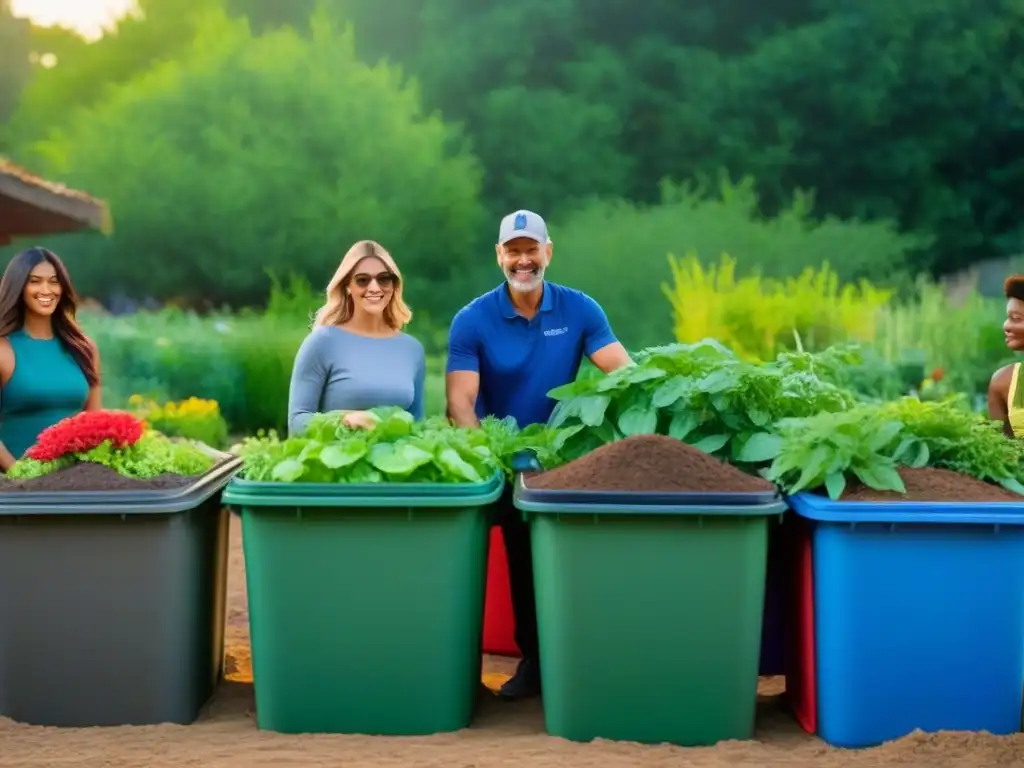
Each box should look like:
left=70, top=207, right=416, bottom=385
left=0, top=339, right=18, bottom=470
left=445, top=309, right=480, bottom=428
left=287, top=331, right=329, bottom=437
left=410, top=345, right=426, bottom=420
left=988, top=365, right=1014, bottom=437
left=580, top=294, right=632, bottom=374
left=0, top=443, right=16, bottom=471
left=84, top=339, right=102, bottom=411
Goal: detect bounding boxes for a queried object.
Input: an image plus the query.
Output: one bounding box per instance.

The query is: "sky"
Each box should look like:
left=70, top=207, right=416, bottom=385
left=10, top=0, right=137, bottom=40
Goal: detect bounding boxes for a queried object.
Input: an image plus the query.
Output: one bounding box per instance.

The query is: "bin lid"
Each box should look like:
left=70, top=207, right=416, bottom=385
left=789, top=490, right=1024, bottom=526
left=513, top=475, right=787, bottom=518
left=0, top=454, right=241, bottom=515
left=222, top=470, right=505, bottom=509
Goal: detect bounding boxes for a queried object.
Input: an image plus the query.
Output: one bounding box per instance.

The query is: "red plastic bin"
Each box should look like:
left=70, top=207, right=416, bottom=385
left=789, top=518, right=817, bottom=734
left=482, top=526, right=520, bottom=656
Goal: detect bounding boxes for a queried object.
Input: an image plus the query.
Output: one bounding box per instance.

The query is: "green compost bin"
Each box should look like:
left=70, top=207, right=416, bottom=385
left=221, top=472, right=504, bottom=735
left=0, top=454, right=240, bottom=727
left=514, top=476, right=787, bottom=746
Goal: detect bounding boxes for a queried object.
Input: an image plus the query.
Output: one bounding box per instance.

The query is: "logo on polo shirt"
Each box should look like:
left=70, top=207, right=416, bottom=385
left=543, top=326, right=569, bottom=337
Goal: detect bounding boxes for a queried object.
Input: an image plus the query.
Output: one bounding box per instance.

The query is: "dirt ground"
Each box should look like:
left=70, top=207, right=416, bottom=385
left=3, top=516, right=1024, bottom=767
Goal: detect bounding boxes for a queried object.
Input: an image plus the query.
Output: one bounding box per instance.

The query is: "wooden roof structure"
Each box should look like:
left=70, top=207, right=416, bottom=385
left=0, top=159, right=111, bottom=246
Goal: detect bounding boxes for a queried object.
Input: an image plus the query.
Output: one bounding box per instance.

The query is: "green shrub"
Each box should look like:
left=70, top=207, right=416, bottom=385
left=23, top=8, right=485, bottom=319
left=85, top=310, right=300, bottom=434
left=549, top=175, right=927, bottom=350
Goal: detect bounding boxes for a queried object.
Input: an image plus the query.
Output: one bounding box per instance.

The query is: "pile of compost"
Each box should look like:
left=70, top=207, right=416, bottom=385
left=0, top=462, right=211, bottom=492
left=840, top=466, right=1021, bottom=503
left=525, top=434, right=777, bottom=493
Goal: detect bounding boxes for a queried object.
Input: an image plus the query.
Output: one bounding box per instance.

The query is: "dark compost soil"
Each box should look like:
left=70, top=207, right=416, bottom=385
left=0, top=461, right=209, bottom=492
left=526, top=433, right=777, bottom=493
left=840, top=466, right=1023, bottom=502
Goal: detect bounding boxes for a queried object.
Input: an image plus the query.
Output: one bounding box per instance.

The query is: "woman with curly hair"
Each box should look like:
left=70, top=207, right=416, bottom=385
left=987, top=274, right=1024, bottom=437
left=287, top=240, right=426, bottom=435
left=0, top=247, right=101, bottom=469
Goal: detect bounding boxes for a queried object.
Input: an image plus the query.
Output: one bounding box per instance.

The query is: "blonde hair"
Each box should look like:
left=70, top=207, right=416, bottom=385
left=312, top=240, right=412, bottom=329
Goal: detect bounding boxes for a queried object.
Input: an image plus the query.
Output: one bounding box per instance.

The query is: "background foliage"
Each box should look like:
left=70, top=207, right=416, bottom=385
left=0, top=0, right=1020, bottom=437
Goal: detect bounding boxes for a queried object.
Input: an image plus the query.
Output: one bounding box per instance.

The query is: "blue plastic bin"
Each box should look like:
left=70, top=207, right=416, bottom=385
left=789, top=491, right=1024, bottom=748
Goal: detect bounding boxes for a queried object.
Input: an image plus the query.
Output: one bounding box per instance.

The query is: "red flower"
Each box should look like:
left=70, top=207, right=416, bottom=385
left=27, top=410, right=145, bottom=462
left=931, top=367, right=945, bottom=383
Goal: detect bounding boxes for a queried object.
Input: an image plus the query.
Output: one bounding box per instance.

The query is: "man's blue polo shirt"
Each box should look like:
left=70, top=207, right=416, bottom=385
left=446, top=282, right=618, bottom=427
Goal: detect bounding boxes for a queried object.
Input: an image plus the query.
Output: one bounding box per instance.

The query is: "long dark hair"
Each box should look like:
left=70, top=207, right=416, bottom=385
left=0, top=247, right=99, bottom=386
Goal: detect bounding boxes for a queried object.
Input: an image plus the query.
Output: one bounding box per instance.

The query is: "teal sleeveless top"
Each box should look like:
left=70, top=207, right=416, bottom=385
left=1, top=330, right=90, bottom=460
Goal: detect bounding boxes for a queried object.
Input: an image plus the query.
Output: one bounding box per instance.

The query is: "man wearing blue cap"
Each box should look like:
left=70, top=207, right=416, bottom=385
left=446, top=209, right=631, bottom=699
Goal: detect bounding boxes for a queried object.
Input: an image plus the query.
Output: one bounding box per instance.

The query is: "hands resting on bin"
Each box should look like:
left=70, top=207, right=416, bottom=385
left=342, top=411, right=379, bottom=431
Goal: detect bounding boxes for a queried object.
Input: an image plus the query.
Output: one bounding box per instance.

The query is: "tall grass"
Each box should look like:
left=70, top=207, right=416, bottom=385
left=663, top=253, right=891, bottom=361
left=662, top=256, right=1011, bottom=401
left=875, top=279, right=1010, bottom=397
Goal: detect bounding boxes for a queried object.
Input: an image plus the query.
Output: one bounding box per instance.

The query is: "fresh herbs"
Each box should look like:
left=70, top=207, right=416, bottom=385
left=766, top=395, right=1024, bottom=499
left=234, top=407, right=565, bottom=484
left=547, top=339, right=857, bottom=469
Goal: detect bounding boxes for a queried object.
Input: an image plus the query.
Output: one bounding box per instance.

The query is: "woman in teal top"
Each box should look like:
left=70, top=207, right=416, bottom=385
left=0, top=247, right=101, bottom=469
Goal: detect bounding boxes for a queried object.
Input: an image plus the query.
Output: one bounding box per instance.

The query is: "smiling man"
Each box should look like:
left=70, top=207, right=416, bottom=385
left=445, top=209, right=631, bottom=699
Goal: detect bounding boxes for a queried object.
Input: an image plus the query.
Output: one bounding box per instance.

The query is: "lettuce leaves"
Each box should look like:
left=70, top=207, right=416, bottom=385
left=234, top=407, right=565, bottom=484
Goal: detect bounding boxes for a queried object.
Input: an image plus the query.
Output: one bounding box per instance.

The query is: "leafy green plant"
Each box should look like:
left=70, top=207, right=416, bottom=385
left=547, top=339, right=858, bottom=469
left=234, top=407, right=564, bottom=484
left=477, top=416, right=566, bottom=479
left=766, top=395, right=1024, bottom=499
left=879, top=396, right=1024, bottom=493
left=766, top=408, right=908, bottom=499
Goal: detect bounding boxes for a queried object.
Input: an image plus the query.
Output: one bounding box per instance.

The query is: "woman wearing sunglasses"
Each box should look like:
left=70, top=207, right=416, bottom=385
left=287, top=240, right=426, bottom=435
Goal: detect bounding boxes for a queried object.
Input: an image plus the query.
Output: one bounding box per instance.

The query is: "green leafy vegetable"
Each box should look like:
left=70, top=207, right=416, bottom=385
left=765, top=408, right=907, bottom=498
left=477, top=416, right=566, bottom=479
left=766, top=395, right=1024, bottom=499
left=547, top=339, right=857, bottom=468
left=235, top=408, right=566, bottom=484
left=878, top=396, right=1024, bottom=495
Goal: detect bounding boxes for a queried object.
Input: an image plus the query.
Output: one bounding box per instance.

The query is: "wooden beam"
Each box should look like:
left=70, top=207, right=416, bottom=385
left=0, top=161, right=111, bottom=241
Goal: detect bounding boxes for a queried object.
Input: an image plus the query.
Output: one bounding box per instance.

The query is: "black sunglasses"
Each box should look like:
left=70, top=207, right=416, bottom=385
left=352, top=272, right=397, bottom=289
